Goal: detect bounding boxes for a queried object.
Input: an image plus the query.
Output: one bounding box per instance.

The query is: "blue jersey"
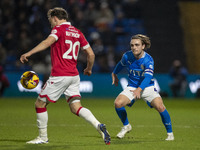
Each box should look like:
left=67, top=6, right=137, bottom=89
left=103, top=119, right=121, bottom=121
left=113, top=50, right=154, bottom=89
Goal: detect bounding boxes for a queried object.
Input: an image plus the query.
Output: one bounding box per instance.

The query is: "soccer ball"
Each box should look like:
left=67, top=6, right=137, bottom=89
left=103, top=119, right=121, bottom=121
left=20, top=71, right=39, bottom=89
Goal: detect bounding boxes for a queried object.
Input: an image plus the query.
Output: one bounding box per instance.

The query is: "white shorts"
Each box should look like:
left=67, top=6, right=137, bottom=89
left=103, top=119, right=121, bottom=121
left=38, top=75, right=81, bottom=103
left=120, top=86, right=161, bottom=103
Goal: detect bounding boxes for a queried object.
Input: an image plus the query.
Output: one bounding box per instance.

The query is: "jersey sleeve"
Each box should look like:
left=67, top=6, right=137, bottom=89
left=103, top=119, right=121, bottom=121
left=79, top=32, right=90, bottom=49
left=139, top=74, right=152, bottom=90
left=120, top=53, right=128, bottom=66
left=113, top=53, right=127, bottom=74
left=113, top=62, right=124, bottom=74
left=49, top=26, right=61, bottom=41
left=144, top=58, right=154, bottom=76
left=139, top=57, right=154, bottom=90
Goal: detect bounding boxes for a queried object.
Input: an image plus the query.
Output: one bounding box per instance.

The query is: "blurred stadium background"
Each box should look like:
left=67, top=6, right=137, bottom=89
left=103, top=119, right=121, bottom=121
left=1, top=0, right=200, bottom=98
left=1, top=1, right=200, bottom=149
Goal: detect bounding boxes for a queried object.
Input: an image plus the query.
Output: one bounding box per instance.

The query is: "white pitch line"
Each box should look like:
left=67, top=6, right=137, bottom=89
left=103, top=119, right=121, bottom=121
left=0, top=123, right=199, bottom=128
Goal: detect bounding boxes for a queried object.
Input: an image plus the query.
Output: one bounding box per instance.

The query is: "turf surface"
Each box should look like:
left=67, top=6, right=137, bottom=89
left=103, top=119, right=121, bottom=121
left=0, top=97, right=200, bottom=150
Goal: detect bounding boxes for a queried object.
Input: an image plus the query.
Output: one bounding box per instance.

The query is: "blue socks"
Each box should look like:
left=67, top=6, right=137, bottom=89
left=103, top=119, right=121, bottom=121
left=160, top=109, right=173, bottom=133
left=115, top=105, right=173, bottom=133
left=115, top=107, right=129, bottom=126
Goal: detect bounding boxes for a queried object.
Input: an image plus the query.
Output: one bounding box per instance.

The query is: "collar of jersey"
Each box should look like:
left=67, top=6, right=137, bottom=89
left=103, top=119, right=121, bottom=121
left=60, top=22, right=71, bottom=25
left=141, top=52, right=146, bottom=58
left=131, top=51, right=146, bottom=59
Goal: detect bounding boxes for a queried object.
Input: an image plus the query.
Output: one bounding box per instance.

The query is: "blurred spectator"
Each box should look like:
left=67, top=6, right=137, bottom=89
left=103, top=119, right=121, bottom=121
left=89, top=31, right=109, bottom=72
left=169, top=60, right=188, bottom=97
left=0, top=0, right=144, bottom=73
left=99, top=25, right=116, bottom=47
left=90, top=31, right=103, bottom=54
left=73, top=9, right=88, bottom=33
left=0, top=66, right=10, bottom=97
left=18, top=30, right=32, bottom=55
left=106, top=46, right=116, bottom=72
left=112, top=11, right=128, bottom=36
left=66, top=0, right=84, bottom=21
left=2, top=23, right=18, bottom=54
left=122, top=0, right=142, bottom=19
left=0, top=43, right=7, bottom=65
left=84, top=1, right=98, bottom=27
left=95, top=2, right=114, bottom=30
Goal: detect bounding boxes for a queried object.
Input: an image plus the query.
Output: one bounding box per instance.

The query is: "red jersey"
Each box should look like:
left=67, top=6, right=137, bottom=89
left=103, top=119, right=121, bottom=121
left=49, top=22, right=90, bottom=76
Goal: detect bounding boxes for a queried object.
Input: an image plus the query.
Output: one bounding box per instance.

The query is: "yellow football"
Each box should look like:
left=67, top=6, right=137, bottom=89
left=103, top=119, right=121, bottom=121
left=20, top=71, right=39, bottom=89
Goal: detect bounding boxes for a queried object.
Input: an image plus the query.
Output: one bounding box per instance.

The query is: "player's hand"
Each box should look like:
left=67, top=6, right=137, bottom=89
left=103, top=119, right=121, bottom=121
left=84, top=68, right=92, bottom=76
left=112, top=73, right=119, bottom=86
left=20, top=53, right=31, bottom=63
left=131, top=87, right=142, bottom=99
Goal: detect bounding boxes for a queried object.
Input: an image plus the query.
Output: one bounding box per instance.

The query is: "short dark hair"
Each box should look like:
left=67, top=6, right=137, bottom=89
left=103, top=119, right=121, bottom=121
left=47, top=7, right=68, bottom=20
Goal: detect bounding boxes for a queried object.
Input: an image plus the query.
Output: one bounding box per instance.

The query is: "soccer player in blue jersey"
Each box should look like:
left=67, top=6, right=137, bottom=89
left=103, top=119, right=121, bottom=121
left=112, top=34, right=174, bottom=141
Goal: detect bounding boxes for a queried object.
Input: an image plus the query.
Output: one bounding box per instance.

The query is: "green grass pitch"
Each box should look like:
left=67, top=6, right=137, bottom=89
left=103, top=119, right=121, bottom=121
left=0, top=97, right=200, bottom=150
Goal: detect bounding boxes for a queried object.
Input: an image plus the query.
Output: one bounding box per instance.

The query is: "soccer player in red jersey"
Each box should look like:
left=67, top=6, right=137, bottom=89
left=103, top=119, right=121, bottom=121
left=20, top=7, right=110, bottom=145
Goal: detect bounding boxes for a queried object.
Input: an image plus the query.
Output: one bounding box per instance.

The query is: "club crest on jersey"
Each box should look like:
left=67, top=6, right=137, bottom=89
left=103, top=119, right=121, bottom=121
left=149, top=64, right=153, bottom=69
left=141, top=64, right=144, bottom=70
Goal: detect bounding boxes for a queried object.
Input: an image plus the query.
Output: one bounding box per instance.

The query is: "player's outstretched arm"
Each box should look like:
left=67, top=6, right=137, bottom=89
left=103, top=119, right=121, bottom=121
left=20, top=36, right=56, bottom=63
left=83, top=46, right=95, bottom=76
left=112, top=72, right=119, bottom=86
